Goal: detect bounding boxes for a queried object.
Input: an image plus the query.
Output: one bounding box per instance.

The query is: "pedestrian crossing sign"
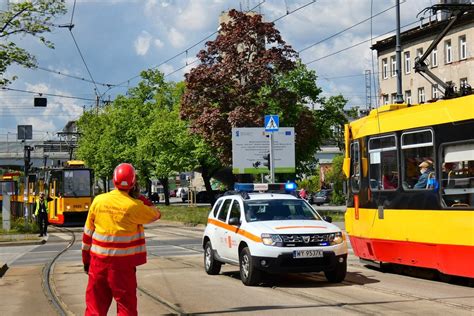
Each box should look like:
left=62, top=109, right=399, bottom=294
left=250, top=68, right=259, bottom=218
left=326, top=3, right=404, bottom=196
left=264, top=115, right=279, bottom=132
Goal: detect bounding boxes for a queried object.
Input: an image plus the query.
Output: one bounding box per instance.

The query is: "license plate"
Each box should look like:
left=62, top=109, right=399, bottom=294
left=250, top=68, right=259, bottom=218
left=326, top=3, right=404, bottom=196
left=293, top=250, right=324, bottom=258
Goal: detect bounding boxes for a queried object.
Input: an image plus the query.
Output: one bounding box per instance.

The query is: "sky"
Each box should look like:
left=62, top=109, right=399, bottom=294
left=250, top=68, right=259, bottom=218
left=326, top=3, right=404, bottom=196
left=0, top=0, right=439, bottom=141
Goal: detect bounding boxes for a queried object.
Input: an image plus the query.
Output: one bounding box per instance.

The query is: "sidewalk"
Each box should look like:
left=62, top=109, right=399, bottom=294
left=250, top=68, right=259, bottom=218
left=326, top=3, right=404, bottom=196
left=0, top=233, right=46, bottom=277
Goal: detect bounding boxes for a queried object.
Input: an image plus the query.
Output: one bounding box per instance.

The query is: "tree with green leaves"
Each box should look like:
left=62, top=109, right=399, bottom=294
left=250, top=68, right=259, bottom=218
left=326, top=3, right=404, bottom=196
left=324, top=154, right=346, bottom=205
left=0, top=0, right=67, bottom=86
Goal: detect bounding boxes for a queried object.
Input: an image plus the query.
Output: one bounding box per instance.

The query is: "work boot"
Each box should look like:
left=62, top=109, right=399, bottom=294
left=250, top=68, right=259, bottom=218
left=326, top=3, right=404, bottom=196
left=38, top=234, right=43, bottom=237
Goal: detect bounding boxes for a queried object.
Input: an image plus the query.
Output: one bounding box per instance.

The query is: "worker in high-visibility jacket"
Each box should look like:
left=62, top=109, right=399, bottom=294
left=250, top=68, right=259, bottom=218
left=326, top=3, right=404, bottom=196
left=82, top=163, right=161, bottom=316
left=35, top=192, right=49, bottom=237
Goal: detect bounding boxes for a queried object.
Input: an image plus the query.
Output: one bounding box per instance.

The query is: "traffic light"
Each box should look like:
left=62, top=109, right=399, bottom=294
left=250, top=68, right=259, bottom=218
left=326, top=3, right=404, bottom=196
left=262, top=153, right=271, bottom=170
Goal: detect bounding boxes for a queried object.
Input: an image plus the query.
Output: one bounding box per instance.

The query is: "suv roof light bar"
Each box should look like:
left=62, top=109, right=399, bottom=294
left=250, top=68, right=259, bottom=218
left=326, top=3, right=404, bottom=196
left=233, top=182, right=298, bottom=193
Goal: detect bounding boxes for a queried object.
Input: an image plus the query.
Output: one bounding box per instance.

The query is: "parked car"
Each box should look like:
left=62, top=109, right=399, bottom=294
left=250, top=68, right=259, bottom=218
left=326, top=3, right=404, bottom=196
left=169, top=190, right=177, bottom=197
left=311, top=189, right=333, bottom=205
left=176, top=187, right=189, bottom=202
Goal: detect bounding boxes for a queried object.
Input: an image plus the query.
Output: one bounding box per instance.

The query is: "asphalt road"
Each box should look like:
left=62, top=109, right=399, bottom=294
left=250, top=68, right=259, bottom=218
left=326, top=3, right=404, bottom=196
left=1, top=222, right=473, bottom=315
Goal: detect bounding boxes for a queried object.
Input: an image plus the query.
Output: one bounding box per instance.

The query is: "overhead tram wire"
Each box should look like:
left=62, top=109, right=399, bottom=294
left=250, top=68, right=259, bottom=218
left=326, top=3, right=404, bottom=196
left=0, top=86, right=96, bottom=102
left=163, top=0, right=318, bottom=79
left=103, top=0, right=267, bottom=99
left=305, top=20, right=419, bottom=65
left=298, top=1, right=405, bottom=54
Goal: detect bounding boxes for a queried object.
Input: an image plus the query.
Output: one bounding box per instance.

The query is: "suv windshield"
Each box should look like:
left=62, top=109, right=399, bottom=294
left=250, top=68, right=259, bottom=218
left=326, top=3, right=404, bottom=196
left=244, top=199, right=322, bottom=222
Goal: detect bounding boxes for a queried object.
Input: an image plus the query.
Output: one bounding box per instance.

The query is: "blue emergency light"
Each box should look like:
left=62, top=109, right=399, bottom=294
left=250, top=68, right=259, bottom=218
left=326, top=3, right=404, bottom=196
left=234, top=182, right=297, bottom=193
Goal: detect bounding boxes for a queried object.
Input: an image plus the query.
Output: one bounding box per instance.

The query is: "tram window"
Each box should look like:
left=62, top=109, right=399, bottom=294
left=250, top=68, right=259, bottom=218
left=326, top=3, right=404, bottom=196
left=440, top=142, right=474, bottom=208
left=401, top=129, right=434, bottom=190
left=350, top=142, right=361, bottom=191
left=63, top=170, right=92, bottom=197
left=368, top=135, right=398, bottom=191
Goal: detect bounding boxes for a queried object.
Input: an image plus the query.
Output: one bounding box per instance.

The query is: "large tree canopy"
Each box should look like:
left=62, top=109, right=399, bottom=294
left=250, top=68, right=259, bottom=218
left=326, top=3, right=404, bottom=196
left=181, top=9, right=304, bottom=165
left=0, top=0, right=67, bottom=86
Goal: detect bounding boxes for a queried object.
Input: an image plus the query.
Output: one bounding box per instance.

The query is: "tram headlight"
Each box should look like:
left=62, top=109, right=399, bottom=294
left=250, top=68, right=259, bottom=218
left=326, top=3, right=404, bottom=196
left=261, top=233, right=283, bottom=246
left=329, top=232, right=344, bottom=245
left=66, top=205, right=71, bottom=210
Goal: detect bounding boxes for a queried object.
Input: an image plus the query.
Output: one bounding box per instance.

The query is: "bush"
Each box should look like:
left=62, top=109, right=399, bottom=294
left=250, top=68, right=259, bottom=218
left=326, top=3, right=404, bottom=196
left=0, top=216, right=39, bottom=234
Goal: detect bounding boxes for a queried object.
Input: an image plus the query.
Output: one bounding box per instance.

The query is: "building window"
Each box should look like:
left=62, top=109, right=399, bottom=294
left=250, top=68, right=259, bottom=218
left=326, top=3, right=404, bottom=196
left=391, top=93, right=397, bottom=104
left=383, top=94, right=389, bottom=105
left=459, top=35, right=467, bottom=60
left=390, top=55, right=396, bottom=77
left=416, top=48, right=423, bottom=58
left=432, top=84, right=439, bottom=100
left=404, top=51, right=411, bottom=74
left=405, top=90, right=412, bottom=104
left=382, top=58, right=388, bottom=79
left=431, top=47, right=438, bottom=67
left=445, top=40, right=452, bottom=64
left=418, top=87, right=425, bottom=103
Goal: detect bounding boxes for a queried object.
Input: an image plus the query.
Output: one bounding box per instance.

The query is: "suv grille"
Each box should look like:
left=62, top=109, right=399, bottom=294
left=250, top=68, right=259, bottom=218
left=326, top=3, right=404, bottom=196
left=280, top=234, right=333, bottom=247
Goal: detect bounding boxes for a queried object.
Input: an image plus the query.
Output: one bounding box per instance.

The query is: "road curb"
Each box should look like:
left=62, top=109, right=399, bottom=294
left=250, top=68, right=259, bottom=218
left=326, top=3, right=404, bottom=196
left=0, top=239, right=46, bottom=247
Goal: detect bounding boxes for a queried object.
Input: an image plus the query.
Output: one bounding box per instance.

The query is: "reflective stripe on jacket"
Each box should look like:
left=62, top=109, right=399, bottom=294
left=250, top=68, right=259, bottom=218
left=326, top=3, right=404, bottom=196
left=35, top=199, right=49, bottom=216
left=82, top=189, right=160, bottom=267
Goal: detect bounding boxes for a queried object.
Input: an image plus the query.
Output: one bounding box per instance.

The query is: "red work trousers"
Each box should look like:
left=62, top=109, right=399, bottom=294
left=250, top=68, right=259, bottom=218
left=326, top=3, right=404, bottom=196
left=85, top=258, right=137, bottom=316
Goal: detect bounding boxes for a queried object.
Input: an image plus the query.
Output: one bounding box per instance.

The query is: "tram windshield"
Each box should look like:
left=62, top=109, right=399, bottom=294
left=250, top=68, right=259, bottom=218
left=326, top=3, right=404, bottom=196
left=63, top=169, right=92, bottom=197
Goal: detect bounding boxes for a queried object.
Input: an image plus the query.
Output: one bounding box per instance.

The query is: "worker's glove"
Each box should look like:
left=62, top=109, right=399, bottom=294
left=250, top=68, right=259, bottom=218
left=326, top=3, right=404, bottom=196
left=83, top=264, right=89, bottom=274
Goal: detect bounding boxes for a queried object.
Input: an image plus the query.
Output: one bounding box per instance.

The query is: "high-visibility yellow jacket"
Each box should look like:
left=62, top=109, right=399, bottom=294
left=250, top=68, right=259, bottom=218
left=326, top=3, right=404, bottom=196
left=82, top=189, right=160, bottom=267
left=35, top=198, right=49, bottom=216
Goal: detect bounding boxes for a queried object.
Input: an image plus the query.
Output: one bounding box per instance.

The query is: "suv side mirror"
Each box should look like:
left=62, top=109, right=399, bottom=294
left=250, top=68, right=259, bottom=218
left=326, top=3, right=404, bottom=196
left=228, top=217, right=241, bottom=226
left=323, top=216, right=333, bottom=223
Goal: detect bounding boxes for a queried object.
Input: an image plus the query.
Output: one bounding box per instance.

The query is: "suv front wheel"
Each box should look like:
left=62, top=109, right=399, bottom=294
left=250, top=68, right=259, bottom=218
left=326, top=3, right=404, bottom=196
left=324, top=260, right=347, bottom=283
left=204, top=241, right=221, bottom=275
left=239, top=247, right=261, bottom=286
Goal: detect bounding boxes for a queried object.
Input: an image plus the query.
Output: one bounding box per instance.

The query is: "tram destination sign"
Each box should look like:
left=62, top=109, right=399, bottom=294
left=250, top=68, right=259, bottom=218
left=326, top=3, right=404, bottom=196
left=232, top=127, right=295, bottom=174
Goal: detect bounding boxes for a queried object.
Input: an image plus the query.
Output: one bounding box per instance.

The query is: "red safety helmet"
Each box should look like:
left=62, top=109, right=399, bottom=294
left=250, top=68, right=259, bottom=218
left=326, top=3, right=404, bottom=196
left=113, top=163, right=136, bottom=190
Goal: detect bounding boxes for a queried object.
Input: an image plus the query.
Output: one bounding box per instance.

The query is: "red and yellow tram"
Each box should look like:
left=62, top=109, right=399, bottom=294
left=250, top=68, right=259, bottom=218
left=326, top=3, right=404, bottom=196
left=343, top=95, right=474, bottom=279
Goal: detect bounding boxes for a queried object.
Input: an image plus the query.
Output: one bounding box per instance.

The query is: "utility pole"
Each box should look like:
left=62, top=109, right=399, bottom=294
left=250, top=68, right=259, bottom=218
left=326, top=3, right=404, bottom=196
left=365, top=70, right=371, bottom=110
left=395, top=0, right=404, bottom=103
left=23, top=145, right=33, bottom=227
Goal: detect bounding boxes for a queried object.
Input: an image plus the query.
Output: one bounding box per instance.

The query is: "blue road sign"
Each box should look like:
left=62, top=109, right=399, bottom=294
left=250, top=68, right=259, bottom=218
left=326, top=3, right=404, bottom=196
left=264, top=115, right=279, bottom=132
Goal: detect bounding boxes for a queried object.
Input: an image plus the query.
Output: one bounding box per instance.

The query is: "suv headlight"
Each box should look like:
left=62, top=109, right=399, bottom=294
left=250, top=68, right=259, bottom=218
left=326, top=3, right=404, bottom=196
left=261, top=233, right=283, bottom=246
left=329, top=232, right=344, bottom=245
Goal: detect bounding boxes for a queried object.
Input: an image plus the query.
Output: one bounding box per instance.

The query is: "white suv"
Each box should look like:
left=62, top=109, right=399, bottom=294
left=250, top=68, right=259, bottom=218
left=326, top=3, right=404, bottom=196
left=202, top=184, right=348, bottom=286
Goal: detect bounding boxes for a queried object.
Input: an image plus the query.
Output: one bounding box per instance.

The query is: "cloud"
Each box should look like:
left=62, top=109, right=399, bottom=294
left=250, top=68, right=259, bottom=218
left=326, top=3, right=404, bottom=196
left=154, top=38, right=164, bottom=49
left=134, top=31, right=152, bottom=56
left=158, top=63, right=174, bottom=75
left=168, top=27, right=186, bottom=48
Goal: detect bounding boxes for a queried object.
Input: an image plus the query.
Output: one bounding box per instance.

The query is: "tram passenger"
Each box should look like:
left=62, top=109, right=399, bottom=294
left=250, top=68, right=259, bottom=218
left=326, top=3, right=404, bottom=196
left=82, top=163, right=161, bottom=316
left=414, top=160, right=435, bottom=189
left=34, top=192, right=49, bottom=237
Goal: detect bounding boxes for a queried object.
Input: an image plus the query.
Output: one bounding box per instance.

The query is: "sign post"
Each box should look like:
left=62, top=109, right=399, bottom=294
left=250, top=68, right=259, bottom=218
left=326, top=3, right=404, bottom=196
left=264, top=115, right=279, bottom=183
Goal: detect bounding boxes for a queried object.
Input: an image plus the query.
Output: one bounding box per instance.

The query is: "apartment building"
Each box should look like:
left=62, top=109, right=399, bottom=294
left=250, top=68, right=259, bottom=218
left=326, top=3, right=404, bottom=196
left=372, top=11, right=473, bottom=105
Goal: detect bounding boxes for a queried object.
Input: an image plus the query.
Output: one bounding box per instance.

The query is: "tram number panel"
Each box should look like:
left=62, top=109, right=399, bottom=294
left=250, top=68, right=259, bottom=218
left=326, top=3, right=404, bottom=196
left=293, top=250, right=324, bottom=258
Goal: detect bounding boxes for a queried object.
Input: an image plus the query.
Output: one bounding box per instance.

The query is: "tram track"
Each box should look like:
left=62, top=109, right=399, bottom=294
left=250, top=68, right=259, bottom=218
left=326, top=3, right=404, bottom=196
left=150, top=226, right=474, bottom=314
left=42, top=226, right=189, bottom=315
left=41, top=227, right=76, bottom=316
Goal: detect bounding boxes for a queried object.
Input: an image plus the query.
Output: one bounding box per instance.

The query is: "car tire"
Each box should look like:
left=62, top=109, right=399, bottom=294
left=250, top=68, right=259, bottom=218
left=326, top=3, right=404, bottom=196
left=204, top=241, right=221, bottom=275
left=324, top=259, right=347, bottom=283
left=239, top=247, right=261, bottom=286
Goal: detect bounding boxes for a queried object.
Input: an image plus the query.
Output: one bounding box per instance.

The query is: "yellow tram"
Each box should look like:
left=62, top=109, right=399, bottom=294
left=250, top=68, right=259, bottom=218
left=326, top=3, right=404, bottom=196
left=343, top=95, right=474, bottom=278
left=45, top=160, right=94, bottom=225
